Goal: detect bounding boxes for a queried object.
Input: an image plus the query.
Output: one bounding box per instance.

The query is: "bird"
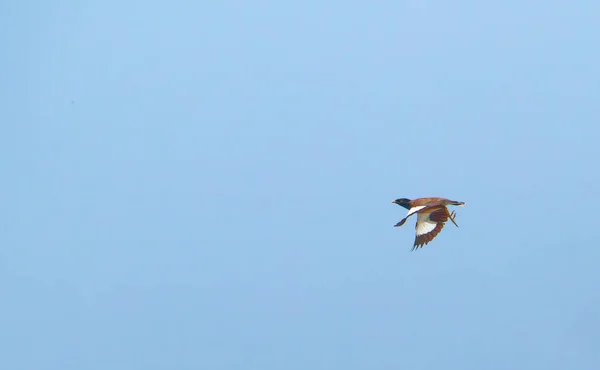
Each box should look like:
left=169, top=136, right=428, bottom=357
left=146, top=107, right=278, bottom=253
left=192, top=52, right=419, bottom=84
left=392, top=197, right=465, bottom=251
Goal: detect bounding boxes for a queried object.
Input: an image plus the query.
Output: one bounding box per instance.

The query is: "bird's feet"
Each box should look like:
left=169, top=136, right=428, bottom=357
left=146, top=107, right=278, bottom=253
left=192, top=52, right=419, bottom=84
left=449, top=210, right=459, bottom=227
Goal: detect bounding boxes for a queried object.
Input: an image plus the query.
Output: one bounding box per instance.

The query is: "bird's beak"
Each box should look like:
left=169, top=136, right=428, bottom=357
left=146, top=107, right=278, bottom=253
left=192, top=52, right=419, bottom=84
left=391, top=200, right=397, bottom=204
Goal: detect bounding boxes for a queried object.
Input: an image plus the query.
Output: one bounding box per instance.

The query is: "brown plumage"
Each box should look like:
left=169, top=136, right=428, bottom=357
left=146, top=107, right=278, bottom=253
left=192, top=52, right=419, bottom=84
left=392, top=197, right=465, bottom=251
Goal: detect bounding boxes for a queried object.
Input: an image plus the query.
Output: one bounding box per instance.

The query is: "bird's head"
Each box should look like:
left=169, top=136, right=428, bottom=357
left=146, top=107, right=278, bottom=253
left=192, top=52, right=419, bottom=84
left=392, top=198, right=411, bottom=209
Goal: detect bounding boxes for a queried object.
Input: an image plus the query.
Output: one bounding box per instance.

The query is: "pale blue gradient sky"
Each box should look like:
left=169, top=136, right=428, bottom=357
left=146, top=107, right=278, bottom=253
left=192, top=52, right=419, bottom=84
left=2, top=1, right=600, bottom=369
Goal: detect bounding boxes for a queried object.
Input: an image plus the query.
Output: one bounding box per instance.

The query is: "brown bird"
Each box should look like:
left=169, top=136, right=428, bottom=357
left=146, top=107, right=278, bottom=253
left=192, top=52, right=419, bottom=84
left=392, top=197, right=465, bottom=251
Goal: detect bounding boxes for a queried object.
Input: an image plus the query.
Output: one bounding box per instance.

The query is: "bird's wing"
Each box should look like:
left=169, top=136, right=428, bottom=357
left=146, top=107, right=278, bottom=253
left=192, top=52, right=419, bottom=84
left=412, top=206, right=451, bottom=250
left=394, top=202, right=447, bottom=227
left=406, top=205, right=427, bottom=217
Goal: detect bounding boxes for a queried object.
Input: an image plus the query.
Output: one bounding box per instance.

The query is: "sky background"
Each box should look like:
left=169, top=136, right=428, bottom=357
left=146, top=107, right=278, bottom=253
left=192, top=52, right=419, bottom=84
left=2, top=1, right=600, bottom=369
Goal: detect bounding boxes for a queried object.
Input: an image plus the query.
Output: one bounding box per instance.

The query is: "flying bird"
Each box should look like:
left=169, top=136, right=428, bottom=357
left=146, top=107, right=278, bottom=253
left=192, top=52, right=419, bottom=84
left=392, top=197, right=465, bottom=251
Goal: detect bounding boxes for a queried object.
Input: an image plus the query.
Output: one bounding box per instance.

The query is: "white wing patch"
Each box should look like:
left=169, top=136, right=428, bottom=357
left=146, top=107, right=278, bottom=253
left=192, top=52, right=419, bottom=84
left=406, top=206, right=426, bottom=217
left=415, top=212, right=437, bottom=236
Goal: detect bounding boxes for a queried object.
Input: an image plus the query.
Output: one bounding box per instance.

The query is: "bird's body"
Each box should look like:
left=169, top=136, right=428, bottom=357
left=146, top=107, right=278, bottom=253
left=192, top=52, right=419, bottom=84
left=392, top=197, right=465, bottom=250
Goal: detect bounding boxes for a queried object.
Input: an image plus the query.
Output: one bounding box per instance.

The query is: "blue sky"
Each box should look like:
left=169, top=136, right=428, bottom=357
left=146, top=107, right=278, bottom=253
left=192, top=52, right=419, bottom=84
left=2, top=1, right=600, bottom=369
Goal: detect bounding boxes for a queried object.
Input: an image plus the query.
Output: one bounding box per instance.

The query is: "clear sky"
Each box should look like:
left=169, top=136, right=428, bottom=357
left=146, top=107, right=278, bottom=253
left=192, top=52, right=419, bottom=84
left=2, top=1, right=600, bottom=369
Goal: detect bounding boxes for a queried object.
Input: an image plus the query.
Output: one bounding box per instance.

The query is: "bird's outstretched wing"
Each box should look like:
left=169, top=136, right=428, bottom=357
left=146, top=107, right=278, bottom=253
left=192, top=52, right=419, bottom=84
left=412, top=206, right=458, bottom=251
left=394, top=201, right=448, bottom=228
